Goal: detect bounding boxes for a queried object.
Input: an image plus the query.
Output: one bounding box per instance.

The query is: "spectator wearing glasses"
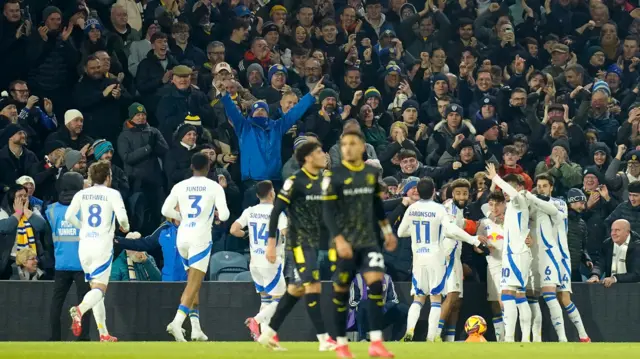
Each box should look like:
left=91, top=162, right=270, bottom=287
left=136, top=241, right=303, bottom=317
left=9, top=80, right=58, bottom=152
left=10, top=248, right=44, bottom=280
left=170, top=22, right=206, bottom=68
left=199, top=41, right=226, bottom=92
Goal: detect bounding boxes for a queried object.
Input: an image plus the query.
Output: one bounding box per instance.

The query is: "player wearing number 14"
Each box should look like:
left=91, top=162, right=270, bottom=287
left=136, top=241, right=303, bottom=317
left=66, top=161, right=130, bottom=342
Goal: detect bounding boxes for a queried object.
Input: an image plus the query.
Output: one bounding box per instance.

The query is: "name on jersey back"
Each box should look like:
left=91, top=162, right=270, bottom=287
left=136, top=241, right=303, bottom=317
left=408, top=211, right=436, bottom=218
left=82, top=194, right=107, bottom=201
left=343, top=187, right=374, bottom=196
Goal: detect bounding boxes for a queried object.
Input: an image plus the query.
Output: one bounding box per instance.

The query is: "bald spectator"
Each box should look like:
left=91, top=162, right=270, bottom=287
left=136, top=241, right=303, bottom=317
left=587, top=219, right=640, bottom=285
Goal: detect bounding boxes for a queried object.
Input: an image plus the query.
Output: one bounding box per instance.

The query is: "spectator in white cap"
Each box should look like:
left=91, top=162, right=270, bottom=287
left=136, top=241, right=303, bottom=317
left=44, top=109, right=94, bottom=152
left=16, top=176, right=43, bottom=216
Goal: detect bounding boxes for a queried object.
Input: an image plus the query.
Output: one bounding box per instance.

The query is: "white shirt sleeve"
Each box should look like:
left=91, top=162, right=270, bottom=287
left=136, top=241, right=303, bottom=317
left=277, top=213, right=288, bottom=231
left=213, top=184, right=230, bottom=222
left=161, top=185, right=181, bottom=220
left=526, top=192, right=559, bottom=216
left=442, top=213, right=481, bottom=246
left=397, top=207, right=412, bottom=238
left=65, top=192, right=82, bottom=229
left=111, top=190, right=130, bottom=232
left=235, top=208, right=250, bottom=228
left=492, top=175, right=519, bottom=199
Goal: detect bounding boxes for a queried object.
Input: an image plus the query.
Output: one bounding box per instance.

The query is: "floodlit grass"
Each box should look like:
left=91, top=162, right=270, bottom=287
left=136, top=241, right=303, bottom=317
left=0, top=342, right=638, bottom=359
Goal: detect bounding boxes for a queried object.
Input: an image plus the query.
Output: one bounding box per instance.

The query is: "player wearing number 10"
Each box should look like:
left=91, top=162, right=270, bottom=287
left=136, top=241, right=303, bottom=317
left=66, top=161, right=130, bottom=342
left=162, top=153, right=230, bottom=342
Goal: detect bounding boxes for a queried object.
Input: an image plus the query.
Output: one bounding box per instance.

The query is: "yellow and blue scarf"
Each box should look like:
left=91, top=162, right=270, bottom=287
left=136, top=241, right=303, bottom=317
left=16, top=216, right=36, bottom=252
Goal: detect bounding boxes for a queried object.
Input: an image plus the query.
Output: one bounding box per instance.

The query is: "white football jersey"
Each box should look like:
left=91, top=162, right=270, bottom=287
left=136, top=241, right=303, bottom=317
left=397, top=199, right=480, bottom=267
left=551, top=197, right=571, bottom=266
left=479, top=217, right=504, bottom=269
left=236, top=203, right=288, bottom=266
left=66, top=185, right=130, bottom=252
left=492, top=176, right=530, bottom=255
left=161, top=176, right=230, bottom=238
left=442, top=199, right=466, bottom=256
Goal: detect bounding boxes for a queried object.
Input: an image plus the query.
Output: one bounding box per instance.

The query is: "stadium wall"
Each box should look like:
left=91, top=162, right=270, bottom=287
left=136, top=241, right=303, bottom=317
left=0, top=282, right=638, bottom=342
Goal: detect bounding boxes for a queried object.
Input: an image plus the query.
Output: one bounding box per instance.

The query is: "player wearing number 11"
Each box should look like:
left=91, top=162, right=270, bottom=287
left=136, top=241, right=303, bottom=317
left=66, top=161, right=130, bottom=342
left=162, top=153, right=230, bottom=342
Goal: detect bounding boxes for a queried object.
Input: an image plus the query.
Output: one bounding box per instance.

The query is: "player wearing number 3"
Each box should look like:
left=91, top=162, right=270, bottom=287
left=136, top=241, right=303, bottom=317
left=66, top=161, right=130, bottom=342
left=162, top=153, right=230, bottom=341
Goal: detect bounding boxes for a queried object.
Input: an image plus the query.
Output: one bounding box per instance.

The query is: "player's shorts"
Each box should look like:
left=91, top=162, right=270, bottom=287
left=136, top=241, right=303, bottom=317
left=177, top=236, right=212, bottom=273
left=79, top=247, right=113, bottom=286
left=292, top=244, right=321, bottom=285
left=501, top=250, right=531, bottom=291
left=250, top=263, right=286, bottom=296
left=558, top=258, right=572, bottom=293
left=444, top=250, right=464, bottom=298
left=411, top=262, right=446, bottom=297
left=283, top=249, right=302, bottom=286
left=536, top=250, right=562, bottom=288
left=487, top=266, right=502, bottom=302
left=331, top=245, right=384, bottom=287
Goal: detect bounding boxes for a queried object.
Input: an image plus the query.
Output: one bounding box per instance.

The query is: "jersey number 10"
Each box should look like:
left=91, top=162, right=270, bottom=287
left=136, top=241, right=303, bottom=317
left=412, top=220, right=431, bottom=244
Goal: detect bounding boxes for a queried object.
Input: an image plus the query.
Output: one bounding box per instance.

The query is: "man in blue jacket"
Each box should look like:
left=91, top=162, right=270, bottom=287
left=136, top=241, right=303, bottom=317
left=114, top=220, right=185, bottom=282
left=45, top=172, right=91, bottom=341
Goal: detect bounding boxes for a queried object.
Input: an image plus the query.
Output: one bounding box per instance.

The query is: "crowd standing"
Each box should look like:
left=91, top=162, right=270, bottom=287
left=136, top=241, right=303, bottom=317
left=1, top=0, right=640, bottom=340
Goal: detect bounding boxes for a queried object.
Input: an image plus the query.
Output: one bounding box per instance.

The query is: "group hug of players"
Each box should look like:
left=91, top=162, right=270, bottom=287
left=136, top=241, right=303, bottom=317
left=237, top=131, right=591, bottom=359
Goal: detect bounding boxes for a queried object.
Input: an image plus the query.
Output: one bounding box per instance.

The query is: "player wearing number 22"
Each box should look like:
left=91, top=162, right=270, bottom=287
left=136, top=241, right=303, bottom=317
left=66, top=161, right=130, bottom=342
left=161, top=153, right=230, bottom=342
left=322, top=129, right=397, bottom=359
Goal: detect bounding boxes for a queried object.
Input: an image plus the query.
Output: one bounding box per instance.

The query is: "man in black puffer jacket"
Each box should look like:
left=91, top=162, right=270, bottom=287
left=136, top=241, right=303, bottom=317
left=164, top=123, right=199, bottom=190
left=606, top=181, right=640, bottom=237
left=566, top=188, right=593, bottom=281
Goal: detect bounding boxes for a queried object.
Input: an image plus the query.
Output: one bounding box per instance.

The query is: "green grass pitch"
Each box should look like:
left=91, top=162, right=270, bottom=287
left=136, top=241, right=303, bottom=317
left=0, top=342, right=638, bottom=359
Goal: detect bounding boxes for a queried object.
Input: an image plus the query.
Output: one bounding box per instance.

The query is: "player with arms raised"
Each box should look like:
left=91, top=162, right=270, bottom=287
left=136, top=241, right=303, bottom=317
left=323, top=129, right=397, bottom=359
left=485, top=163, right=532, bottom=343
left=398, top=178, right=486, bottom=342
left=67, top=161, right=130, bottom=342
left=230, top=181, right=288, bottom=339
left=162, top=153, right=230, bottom=341
left=257, top=141, right=336, bottom=352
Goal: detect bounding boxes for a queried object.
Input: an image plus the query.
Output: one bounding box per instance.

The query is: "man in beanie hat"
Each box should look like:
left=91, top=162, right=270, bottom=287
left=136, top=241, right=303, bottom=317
left=439, top=134, right=498, bottom=180
left=26, top=140, right=67, bottom=203
left=44, top=109, right=93, bottom=152
left=0, top=124, right=38, bottom=192
left=400, top=100, right=427, bottom=143
left=606, top=147, right=640, bottom=200
left=534, top=139, right=583, bottom=195
left=221, top=78, right=324, bottom=191
left=46, top=171, right=92, bottom=341
left=306, top=86, right=344, bottom=151
left=91, top=140, right=129, bottom=198
left=164, top=123, right=199, bottom=189
left=584, top=78, right=618, bottom=147
left=246, top=63, right=266, bottom=90
left=565, top=188, right=594, bottom=288
left=253, top=64, right=291, bottom=104
left=64, top=149, right=87, bottom=176
left=427, top=102, right=475, bottom=166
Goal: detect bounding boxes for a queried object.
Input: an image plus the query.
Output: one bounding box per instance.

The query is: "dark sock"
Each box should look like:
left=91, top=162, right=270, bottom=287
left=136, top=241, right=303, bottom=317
left=304, top=293, right=326, bottom=335
left=367, top=280, right=385, bottom=332
left=333, top=290, right=349, bottom=338
left=268, top=291, right=300, bottom=331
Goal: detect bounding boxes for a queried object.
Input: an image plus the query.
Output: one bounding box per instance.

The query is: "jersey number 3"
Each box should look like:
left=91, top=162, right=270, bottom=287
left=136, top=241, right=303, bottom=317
left=188, top=195, right=203, bottom=218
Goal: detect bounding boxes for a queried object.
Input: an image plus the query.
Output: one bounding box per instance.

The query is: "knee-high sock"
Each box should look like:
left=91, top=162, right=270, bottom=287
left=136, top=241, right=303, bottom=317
left=257, top=296, right=273, bottom=332
left=564, top=301, right=588, bottom=339
left=542, top=292, right=567, bottom=342
left=268, top=292, right=300, bottom=332
left=492, top=315, right=504, bottom=342
left=427, top=302, right=441, bottom=341
left=366, top=281, right=385, bottom=342
left=92, top=298, right=109, bottom=336
left=172, top=304, right=190, bottom=327
left=304, top=293, right=328, bottom=339
left=501, top=294, right=517, bottom=342
left=256, top=298, right=279, bottom=325
left=190, top=308, right=203, bottom=332
left=527, top=297, right=543, bottom=342
left=406, top=301, right=423, bottom=334
left=516, top=297, right=532, bottom=342
left=333, top=290, right=350, bottom=345
left=78, top=288, right=104, bottom=315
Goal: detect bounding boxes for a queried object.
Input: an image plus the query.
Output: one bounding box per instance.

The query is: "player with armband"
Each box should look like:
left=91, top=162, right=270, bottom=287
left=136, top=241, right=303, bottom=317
left=484, top=163, right=532, bottom=343
left=398, top=178, right=488, bottom=342
left=66, top=161, right=130, bottom=342
left=162, top=153, right=230, bottom=342
left=229, top=181, right=288, bottom=340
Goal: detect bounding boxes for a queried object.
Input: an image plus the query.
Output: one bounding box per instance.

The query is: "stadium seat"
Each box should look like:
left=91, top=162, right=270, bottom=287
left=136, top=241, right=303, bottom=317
left=209, top=251, right=249, bottom=281
left=233, top=271, right=253, bottom=282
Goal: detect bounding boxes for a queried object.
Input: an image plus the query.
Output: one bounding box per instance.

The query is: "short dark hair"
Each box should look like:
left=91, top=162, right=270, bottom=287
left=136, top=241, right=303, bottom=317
left=89, top=161, right=111, bottom=185
left=458, top=18, right=473, bottom=28
left=191, top=153, right=210, bottom=172
left=503, top=145, right=518, bottom=155
left=450, top=178, right=471, bottom=191
left=320, top=18, right=336, bottom=29
left=477, top=68, right=492, bottom=78
left=487, top=191, right=506, bottom=203
left=624, top=36, right=639, bottom=44
left=417, top=178, right=435, bottom=200
left=535, top=173, right=555, bottom=186
left=295, top=141, right=322, bottom=166
left=398, top=149, right=417, bottom=161
left=150, top=32, right=168, bottom=43
left=85, top=54, right=100, bottom=66
left=340, top=128, right=365, bottom=142
left=513, top=134, right=528, bottom=144
left=524, top=37, right=538, bottom=46
left=503, top=173, right=525, bottom=187
left=256, top=180, right=274, bottom=199
left=231, top=18, right=249, bottom=32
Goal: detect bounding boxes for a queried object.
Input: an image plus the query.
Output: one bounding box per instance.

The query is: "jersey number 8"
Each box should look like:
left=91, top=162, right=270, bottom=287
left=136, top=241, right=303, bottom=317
left=88, top=204, right=102, bottom=228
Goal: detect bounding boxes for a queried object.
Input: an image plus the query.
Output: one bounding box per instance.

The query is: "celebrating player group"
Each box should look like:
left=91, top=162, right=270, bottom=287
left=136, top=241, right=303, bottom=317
left=63, top=127, right=588, bottom=353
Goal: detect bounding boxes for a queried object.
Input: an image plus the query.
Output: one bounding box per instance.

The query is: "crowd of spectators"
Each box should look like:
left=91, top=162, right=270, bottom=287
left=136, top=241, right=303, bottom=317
left=1, top=0, right=640, bottom=300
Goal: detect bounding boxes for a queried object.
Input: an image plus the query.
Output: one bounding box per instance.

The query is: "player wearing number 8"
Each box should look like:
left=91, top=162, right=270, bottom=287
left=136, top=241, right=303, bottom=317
left=66, top=161, right=130, bottom=342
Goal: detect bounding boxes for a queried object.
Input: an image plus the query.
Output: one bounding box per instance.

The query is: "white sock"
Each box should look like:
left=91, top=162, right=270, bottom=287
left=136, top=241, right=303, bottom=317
left=337, top=336, right=348, bottom=346
left=492, top=315, right=504, bottom=342
left=78, top=288, right=104, bottom=314
left=172, top=304, right=190, bottom=327
left=565, top=302, right=589, bottom=339
left=255, top=300, right=279, bottom=324
left=92, top=298, right=109, bottom=336
left=501, top=294, right=517, bottom=342
left=189, top=309, right=202, bottom=332
left=426, top=302, right=441, bottom=341
left=317, top=333, right=329, bottom=342
left=528, top=298, right=543, bottom=342
left=516, top=298, right=532, bottom=342
left=369, top=330, right=383, bottom=342
left=435, top=319, right=445, bottom=338
left=406, top=301, right=423, bottom=334
left=543, top=292, right=567, bottom=342
left=444, top=325, right=456, bottom=342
